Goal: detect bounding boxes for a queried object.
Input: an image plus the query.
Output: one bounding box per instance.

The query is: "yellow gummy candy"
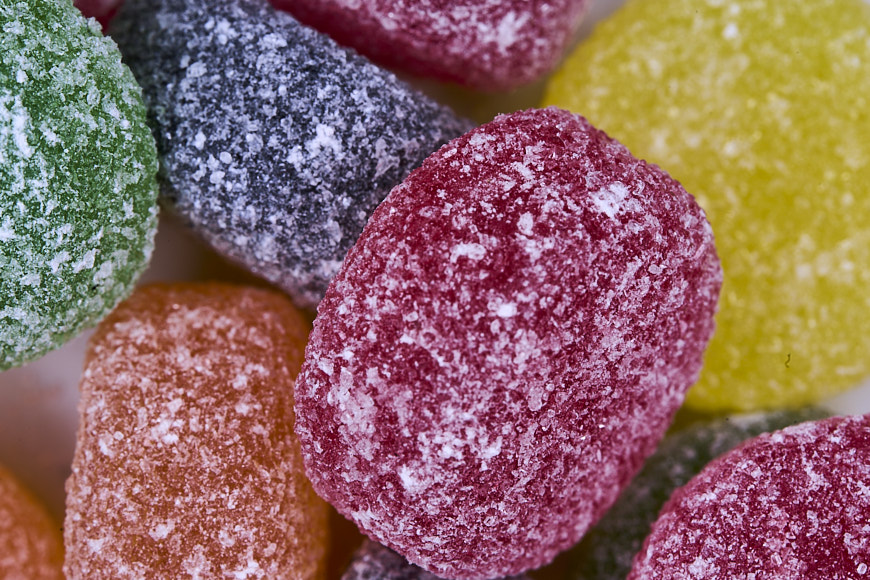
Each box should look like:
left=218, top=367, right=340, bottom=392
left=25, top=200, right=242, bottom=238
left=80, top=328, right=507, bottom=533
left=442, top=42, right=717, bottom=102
left=544, top=0, right=870, bottom=412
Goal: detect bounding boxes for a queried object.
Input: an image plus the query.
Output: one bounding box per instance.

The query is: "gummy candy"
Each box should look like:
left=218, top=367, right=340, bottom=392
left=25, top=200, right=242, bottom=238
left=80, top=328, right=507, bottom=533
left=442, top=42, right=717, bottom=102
left=111, top=0, right=473, bottom=310
left=0, top=0, right=159, bottom=370
left=73, top=0, right=120, bottom=28
left=569, top=407, right=829, bottom=580
left=295, top=107, right=722, bottom=579
left=0, top=463, right=63, bottom=580
left=628, top=413, right=870, bottom=579
left=272, top=0, right=590, bottom=91
left=64, top=283, right=328, bottom=579
left=343, top=540, right=531, bottom=580
left=543, top=0, right=870, bottom=411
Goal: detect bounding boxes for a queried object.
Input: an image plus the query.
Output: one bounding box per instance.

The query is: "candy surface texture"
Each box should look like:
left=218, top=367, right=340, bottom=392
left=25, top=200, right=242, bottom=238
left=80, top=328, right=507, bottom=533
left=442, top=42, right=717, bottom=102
left=272, top=0, right=589, bottom=91
left=64, top=284, right=328, bottom=579
left=544, top=0, right=870, bottom=411
left=111, top=0, right=472, bottom=309
left=569, top=407, right=829, bottom=580
left=296, top=108, right=722, bottom=579
left=0, top=0, right=158, bottom=370
left=0, top=464, right=63, bottom=580
left=629, top=414, right=870, bottom=579
left=343, top=539, right=532, bottom=580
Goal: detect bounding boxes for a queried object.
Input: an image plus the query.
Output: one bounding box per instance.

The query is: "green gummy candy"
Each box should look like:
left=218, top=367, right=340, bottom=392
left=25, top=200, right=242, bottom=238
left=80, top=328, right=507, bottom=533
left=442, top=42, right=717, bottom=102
left=1, top=0, right=159, bottom=370
left=568, top=407, right=830, bottom=580
left=544, top=0, right=870, bottom=411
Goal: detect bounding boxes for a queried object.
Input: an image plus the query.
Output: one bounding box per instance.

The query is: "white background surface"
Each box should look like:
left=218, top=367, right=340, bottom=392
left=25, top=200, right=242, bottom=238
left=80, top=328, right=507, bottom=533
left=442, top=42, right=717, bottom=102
left=2, top=0, right=870, bottom=525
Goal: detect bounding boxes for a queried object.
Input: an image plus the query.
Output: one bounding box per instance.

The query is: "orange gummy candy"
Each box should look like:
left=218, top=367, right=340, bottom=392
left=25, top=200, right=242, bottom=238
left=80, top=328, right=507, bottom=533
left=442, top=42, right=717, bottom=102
left=0, top=464, right=63, bottom=580
left=64, top=283, right=328, bottom=579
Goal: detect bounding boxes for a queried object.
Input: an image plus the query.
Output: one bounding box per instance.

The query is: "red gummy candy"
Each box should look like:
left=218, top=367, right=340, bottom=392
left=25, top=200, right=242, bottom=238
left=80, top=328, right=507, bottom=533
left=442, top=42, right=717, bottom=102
left=270, top=0, right=589, bottom=91
left=73, top=0, right=121, bottom=28
left=295, top=108, right=722, bottom=579
left=629, top=414, right=870, bottom=580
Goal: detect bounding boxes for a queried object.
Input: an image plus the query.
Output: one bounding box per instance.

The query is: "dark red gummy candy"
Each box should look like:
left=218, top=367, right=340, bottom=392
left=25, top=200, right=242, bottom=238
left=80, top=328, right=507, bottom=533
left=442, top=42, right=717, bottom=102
left=73, top=0, right=120, bottom=28
left=271, top=0, right=589, bottom=91
left=629, top=414, right=870, bottom=580
left=295, top=107, right=722, bottom=579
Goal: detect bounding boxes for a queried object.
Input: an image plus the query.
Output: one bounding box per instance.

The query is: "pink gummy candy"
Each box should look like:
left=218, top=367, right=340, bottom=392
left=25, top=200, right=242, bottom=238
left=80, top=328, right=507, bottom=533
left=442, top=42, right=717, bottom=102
left=629, top=414, right=870, bottom=580
left=295, top=107, right=722, bottom=579
left=270, top=0, right=589, bottom=91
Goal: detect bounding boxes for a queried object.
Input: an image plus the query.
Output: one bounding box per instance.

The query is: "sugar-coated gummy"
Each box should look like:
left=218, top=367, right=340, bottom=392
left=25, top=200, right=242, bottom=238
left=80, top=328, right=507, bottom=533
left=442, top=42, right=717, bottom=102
left=0, top=463, right=63, bottom=580
left=295, top=108, right=722, bottom=579
left=343, top=540, right=531, bottom=580
left=544, top=0, right=870, bottom=412
left=64, top=284, right=329, bottom=579
left=110, top=0, right=473, bottom=310
left=271, top=0, right=589, bottom=91
left=629, top=414, right=870, bottom=579
left=0, top=0, right=159, bottom=370
left=569, top=407, right=830, bottom=580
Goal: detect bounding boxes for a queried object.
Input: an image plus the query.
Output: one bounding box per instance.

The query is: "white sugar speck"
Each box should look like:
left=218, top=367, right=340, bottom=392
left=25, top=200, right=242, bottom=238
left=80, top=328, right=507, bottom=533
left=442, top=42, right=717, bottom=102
left=87, top=537, right=106, bottom=553
left=48, top=250, right=71, bottom=273
left=450, top=242, right=486, bottom=262
left=187, top=61, right=207, bottom=78
left=591, top=182, right=631, bottom=219
left=0, top=218, right=15, bottom=242
left=193, top=131, right=206, bottom=149
left=306, top=124, right=342, bottom=156
left=149, top=521, right=175, bottom=540
left=518, top=212, right=534, bottom=236
left=723, top=23, right=739, bottom=40
left=496, top=302, right=517, bottom=318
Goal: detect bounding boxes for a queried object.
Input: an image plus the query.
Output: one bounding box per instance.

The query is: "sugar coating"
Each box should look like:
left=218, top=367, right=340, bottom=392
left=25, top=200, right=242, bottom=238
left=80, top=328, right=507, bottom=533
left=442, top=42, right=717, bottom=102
left=110, top=0, right=473, bottom=310
left=343, top=540, right=531, bottom=580
left=0, top=0, right=159, bottom=370
left=544, top=0, right=870, bottom=411
left=569, top=407, right=830, bottom=580
left=272, top=0, right=589, bottom=91
left=295, top=108, right=722, bottom=579
left=629, top=414, right=870, bottom=579
left=0, top=463, right=63, bottom=580
left=64, top=284, right=329, bottom=579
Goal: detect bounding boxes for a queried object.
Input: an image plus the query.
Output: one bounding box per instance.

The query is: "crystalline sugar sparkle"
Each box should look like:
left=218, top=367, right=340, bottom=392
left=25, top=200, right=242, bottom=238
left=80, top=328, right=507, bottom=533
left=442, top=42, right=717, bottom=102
left=0, top=0, right=158, bottom=370
left=569, top=407, right=830, bottom=580
left=629, top=414, right=870, bottom=579
left=272, top=0, right=590, bottom=91
left=544, top=0, right=870, bottom=411
left=64, top=284, right=328, bottom=579
left=110, top=0, right=472, bottom=309
left=295, top=107, right=722, bottom=579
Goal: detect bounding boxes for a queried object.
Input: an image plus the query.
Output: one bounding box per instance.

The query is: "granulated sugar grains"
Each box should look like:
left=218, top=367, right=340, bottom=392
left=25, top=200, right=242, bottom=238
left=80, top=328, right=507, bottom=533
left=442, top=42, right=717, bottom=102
left=0, top=0, right=159, bottom=369
left=64, top=283, right=328, bottom=579
left=110, top=0, right=473, bottom=310
left=295, top=107, right=722, bottom=579
left=629, top=414, right=870, bottom=579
